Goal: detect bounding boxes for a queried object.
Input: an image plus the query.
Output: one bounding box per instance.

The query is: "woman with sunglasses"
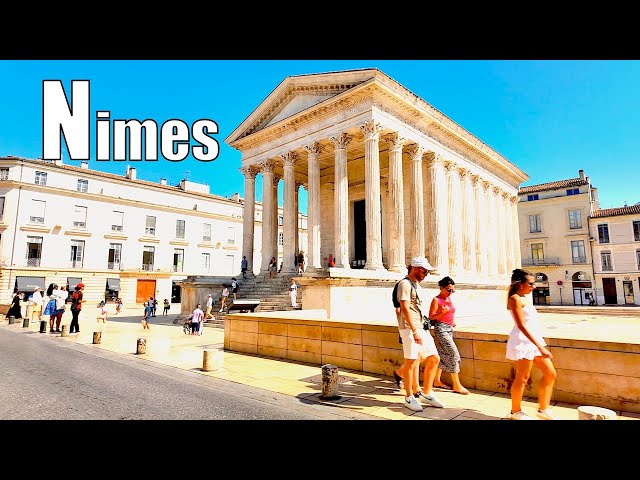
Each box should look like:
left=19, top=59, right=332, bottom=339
left=428, top=276, right=469, bottom=395
left=506, top=268, right=557, bottom=420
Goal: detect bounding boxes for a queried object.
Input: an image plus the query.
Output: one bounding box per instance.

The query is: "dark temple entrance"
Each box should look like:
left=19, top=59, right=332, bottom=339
left=353, top=199, right=366, bottom=268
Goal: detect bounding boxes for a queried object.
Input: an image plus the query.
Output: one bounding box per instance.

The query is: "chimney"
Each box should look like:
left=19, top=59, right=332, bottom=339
left=80, top=161, right=89, bottom=169
left=160, top=178, right=167, bottom=186
left=231, top=192, right=240, bottom=202
left=579, top=169, right=585, bottom=180
left=126, top=166, right=137, bottom=180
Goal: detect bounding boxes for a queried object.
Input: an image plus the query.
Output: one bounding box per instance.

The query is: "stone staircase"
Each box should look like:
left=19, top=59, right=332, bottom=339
left=202, top=273, right=301, bottom=329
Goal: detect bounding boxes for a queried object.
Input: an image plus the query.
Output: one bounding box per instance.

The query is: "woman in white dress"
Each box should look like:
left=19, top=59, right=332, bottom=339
left=506, top=268, right=557, bottom=420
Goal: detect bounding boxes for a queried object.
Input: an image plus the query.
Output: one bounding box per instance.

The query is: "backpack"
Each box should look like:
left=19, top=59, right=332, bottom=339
left=392, top=278, right=410, bottom=309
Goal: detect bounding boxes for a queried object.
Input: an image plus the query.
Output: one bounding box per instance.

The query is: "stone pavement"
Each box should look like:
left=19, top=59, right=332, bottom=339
left=3, top=310, right=639, bottom=421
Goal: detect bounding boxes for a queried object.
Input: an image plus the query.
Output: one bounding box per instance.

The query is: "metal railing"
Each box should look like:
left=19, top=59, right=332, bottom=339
left=145, top=228, right=155, bottom=235
left=521, top=257, right=560, bottom=266
left=111, top=225, right=123, bottom=232
left=73, top=221, right=86, bottom=228
left=29, top=216, right=44, bottom=223
left=0, top=170, right=8, bottom=180
left=172, top=265, right=183, bottom=272
left=108, top=262, right=121, bottom=270
left=27, top=258, right=41, bottom=267
left=572, top=256, right=588, bottom=264
left=141, top=263, right=154, bottom=271
left=69, top=260, right=83, bottom=268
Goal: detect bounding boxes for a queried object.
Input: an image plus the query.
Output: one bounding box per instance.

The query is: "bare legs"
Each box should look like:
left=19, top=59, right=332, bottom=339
left=533, top=356, right=557, bottom=411
left=434, top=368, right=469, bottom=394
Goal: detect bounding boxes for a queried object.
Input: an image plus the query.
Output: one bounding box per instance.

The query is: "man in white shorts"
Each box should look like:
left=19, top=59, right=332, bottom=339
left=396, top=256, right=445, bottom=412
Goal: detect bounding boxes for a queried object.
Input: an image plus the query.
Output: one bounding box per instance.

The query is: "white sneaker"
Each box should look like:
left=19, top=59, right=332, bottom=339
left=510, top=410, right=533, bottom=420
left=404, top=395, right=423, bottom=412
left=536, top=408, right=557, bottom=420
left=219, top=309, right=223, bottom=312
left=415, top=391, right=444, bottom=408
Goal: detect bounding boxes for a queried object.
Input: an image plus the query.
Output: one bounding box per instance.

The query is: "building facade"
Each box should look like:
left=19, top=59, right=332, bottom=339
left=225, top=68, right=529, bottom=324
left=590, top=204, right=640, bottom=305
left=517, top=170, right=599, bottom=306
left=0, top=157, right=307, bottom=308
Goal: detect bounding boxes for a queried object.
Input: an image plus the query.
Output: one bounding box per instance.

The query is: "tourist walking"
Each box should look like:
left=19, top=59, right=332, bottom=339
left=115, top=297, right=123, bottom=314
left=506, top=268, right=558, bottom=420
left=69, top=283, right=85, bottom=334
left=96, top=300, right=109, bottom=330
left=8, top=290, right=23, bottom=319
left=44, top=283, right=59, bottom=332
left=191, top=303, right=204, bottom=335
left=269, top=257, right=277, bottom=279
left=53, top=285, right=68, bottom=332
left=163, top=298, right=170, bottom=315
left=31, top=286, right=44, bottom=324
left=289, top=278, right=298, bottom=308
left=219, top=285, right=229, bottom=312
left=142, top=301, right=152, bottom=330
left=231, top=277, right=238, bottom=300
left=428, top=276, right=469, bottom=395
left=241, top=256, right=248, bottom=279
left=393, top=256, right=444, bottom=412
left=205, top=293, right=214, bottom=319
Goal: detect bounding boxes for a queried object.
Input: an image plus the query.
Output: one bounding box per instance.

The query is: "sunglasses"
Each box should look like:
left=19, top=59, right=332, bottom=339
left=446, top=288, right=455, bottom=293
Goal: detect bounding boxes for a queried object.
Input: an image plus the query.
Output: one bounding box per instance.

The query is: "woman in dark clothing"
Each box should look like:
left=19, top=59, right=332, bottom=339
left=7, top=291, right=23, bottom=319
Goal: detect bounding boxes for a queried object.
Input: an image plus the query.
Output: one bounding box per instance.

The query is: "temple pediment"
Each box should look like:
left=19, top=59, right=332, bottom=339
left=225, top=68, right=380, bottom=144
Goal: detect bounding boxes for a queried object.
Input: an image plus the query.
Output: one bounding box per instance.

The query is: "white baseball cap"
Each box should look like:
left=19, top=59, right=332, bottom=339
left=410, top=256, right=434, bottom=270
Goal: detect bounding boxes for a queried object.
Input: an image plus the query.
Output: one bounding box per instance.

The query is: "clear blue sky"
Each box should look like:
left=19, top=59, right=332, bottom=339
left=1, top=60, right=638, bottom=211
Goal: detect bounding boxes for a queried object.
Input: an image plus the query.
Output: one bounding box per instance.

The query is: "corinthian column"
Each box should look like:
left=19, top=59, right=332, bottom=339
left=272, top=175, right=280, bottom=269
left=361, top=121, right=384, bottom=270
left=496, top=188, right=507, bottom=275
left=511, top=196, right=521, bottom=268
left=260, top=161, right=276, bottom=273
left=295, top=182, right=301, bottom=263
left=486, top=184, right=498, bottom=276
left=406, top=144, right=425, bottom=260
left=383, top=133, right=406, bottom=272
left=240, top=165, right=257, bottom=275
left=445, top=161, right=462, bottom=275
left=460, top=168, right=476, bottom=273
left=426, top=154, right=448, bottom=274
left=281, top=151, right=299, bottom=273
left=305, top=142, right=323, bottom=270
left=330, top=132, right=352, bottom=269
left=473, top=175, right=488, bottom=276
left=503, top=192, right=514, bottom=275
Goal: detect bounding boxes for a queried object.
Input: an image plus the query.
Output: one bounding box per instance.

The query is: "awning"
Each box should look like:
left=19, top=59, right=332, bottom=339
left=67, top=277, right=82, bottom=291
left=15, top=276, right=46, bottom=294
left=106, top=278, right=121, bottom=291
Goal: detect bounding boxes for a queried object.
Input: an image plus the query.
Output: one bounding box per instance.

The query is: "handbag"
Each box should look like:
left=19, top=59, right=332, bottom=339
left=423, top=316, right=432, bottom=330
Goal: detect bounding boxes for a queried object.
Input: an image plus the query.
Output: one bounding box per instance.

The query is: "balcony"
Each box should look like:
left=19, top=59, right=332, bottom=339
left=69, top=260, right=83, bottom=269
left=141, top=263, right=154, bottom=271
left=108, top=262, right=121, bottom=270
left=172, top=265, right=183, bottom=273
left=602, top=265, right=613, bottom=272
left=572, top=256, right=588, bottom=264
left=521, top=257, right=560, bottom=267
left=27, top=257, right=41, bottom=267
left=73, top=221, right=86, bottom=228
left=0, top=170, right=9, bottom=180
left=144, top=228, right=156, bottom=236
left=30, top=216, right=44, bottom=223
left=111, top=225, right=123, bottom=232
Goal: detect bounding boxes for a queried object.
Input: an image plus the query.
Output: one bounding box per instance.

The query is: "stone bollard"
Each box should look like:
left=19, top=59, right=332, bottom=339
left=22, top=317, right=30, bottom=328
left=202, top=349, right=220, bottom=371
left=8, top=315, right=15, bottom=325
left=578, top=405, right=617, bottom=420
left=320, top=364, right=340, bottom=400
left=60, top=325, right=69, bottom=337
left=93, top=332, right=102, bottom=344
left=136, top=338, right=147, bottom=354
left=39, top=320, right=47, bottom=333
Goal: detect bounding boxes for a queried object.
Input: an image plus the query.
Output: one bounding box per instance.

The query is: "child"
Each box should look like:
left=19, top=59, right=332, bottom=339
left=115, top=297, right=123, bottom=315
left=163, top=298, right=170, bottom=315
left=219, top=285, right=229, bottom=312
left=96, top=301, right=109, bottom=331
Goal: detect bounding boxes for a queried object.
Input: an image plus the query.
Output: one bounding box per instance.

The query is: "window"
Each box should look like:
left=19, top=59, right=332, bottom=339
left=112, top=211, right=124, bottom=232
left=73, top=205, right=87, bottom=228
left=35, top=171, right=47, bottom=186
left=0, top=196, right=4, bottom=220
left=566, top=188, right=579, bottom=195
left=70, top=240, right=85, bottom=268
left=528, top=214, right=541, bottom=233
left=278, top=231, right=284, bottom=246
left=527, top=194, right=539, bottom=201
left=30, top=199, right=46, bottom=223
left=26, top=236, right=43, bottom=267
left=201, top=252, right=211, bottom=273
left=0, top=168, right=9, bottom=180
left=634, top=221, right=640, bottom=241
left=77, top=179, right=88, bottom=193
left=568, top=209, right=582, bottom=229
left=598, top=224, right=610, bottom=243
left=278, top=215, right=283, bottom=226
left=571, top=240, right=586, bottom=263
left=108, top=243, right=122, bottom=269
left=227, top=226, right=235, bottom=244
left=203, top=223, right=211, bottom=242
left=173, top=248, right=184, bottom=272
left=145, top=216, right=156, bottom=235
left=637, top=249, right=640, bottom=269
left=142, top=246, right=155, bottom=270
left=176, top=219, right=185, bottom=239
left=531, top=243, right=544, bottom=260
left=601, top=251, right=612, bottom=271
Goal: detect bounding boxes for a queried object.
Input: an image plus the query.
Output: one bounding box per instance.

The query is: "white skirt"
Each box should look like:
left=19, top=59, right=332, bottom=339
left=506, top=328, right=546, bottom=361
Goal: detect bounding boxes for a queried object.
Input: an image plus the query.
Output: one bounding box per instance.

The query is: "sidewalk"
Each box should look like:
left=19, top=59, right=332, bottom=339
left=3, top=312, right=639, bottom=421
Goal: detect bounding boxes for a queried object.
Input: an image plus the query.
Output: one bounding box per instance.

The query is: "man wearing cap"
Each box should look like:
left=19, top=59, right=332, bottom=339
left=69, top=283, right=85, bottom=334
left=205, top=293, right=213, bottom=319
left=31, top=286, right=44, bottom=324
left=395, top=256, right=445, bottom=412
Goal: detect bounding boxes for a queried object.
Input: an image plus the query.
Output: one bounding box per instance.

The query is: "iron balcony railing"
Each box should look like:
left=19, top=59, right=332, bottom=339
left=108, top=262, right=121, bottom=270
left=572, top=256, right=588, bottom=264
left=521, top=257, right=560, bottom=266
left=30, top=216, right=44, bottom=223
left=111, top=225, right=123, bottom=232
left=141, top=263, right=154, bottom=271
left=27, top=258, right=41, bottom=267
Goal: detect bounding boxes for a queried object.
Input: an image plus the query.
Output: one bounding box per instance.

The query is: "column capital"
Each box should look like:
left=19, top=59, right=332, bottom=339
left=471, top=173, right=482, bottom=186
left=458, top=167, right=470, bottom=179
left=295, top=182, right=303, bottom=191
left=492, top=186, right=501, bottom=195
left=239, top=165, right=257, bottom=179
left=482, top=180, right=492, bottom=191
left=272, top=175, right=281, bottom=186
left=444, top=160, right=458, bottom=173
left=330, top=132, right=352, bottom=150
left=260, top=160, right=277, bottom=174
left=405, top=144, right=424, bottom=161
left=304, top=141, right=325, bottom=156
left=360, top=120, right=384, bottom=140
left=501, top=190, right=511, bottom=200
left=424, top=151, right=439, bottom=167
left=383, top=132, right=406, bottom=152
left=280, top=151, right=300, bottom=167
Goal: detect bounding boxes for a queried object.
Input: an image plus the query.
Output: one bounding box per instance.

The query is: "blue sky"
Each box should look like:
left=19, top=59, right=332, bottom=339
left=1, top=60, right=638, bottom=212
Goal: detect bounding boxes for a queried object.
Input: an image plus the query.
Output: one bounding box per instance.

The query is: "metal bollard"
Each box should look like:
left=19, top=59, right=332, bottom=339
left=8, top=315, right=15, bottom=325
left=136, top=338, right=147, bottom=354
left=22, top=317, right=30, bottom=328
left=92, top=332, right=102, bottom=344
left=320, top=364, right=341, bottom=400
left=39, top=320, right=47, bottom=333
left=60, top=325, right=69, bottom=337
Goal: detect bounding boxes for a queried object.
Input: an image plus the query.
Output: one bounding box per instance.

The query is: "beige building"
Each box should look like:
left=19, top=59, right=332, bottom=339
left=0, top=156, right=307, bottom=308
left=590, top=204, right=640, bottom=305
left=517, top=170, right=599, bottom=306
left=225, top=68, right=529, bottom=323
